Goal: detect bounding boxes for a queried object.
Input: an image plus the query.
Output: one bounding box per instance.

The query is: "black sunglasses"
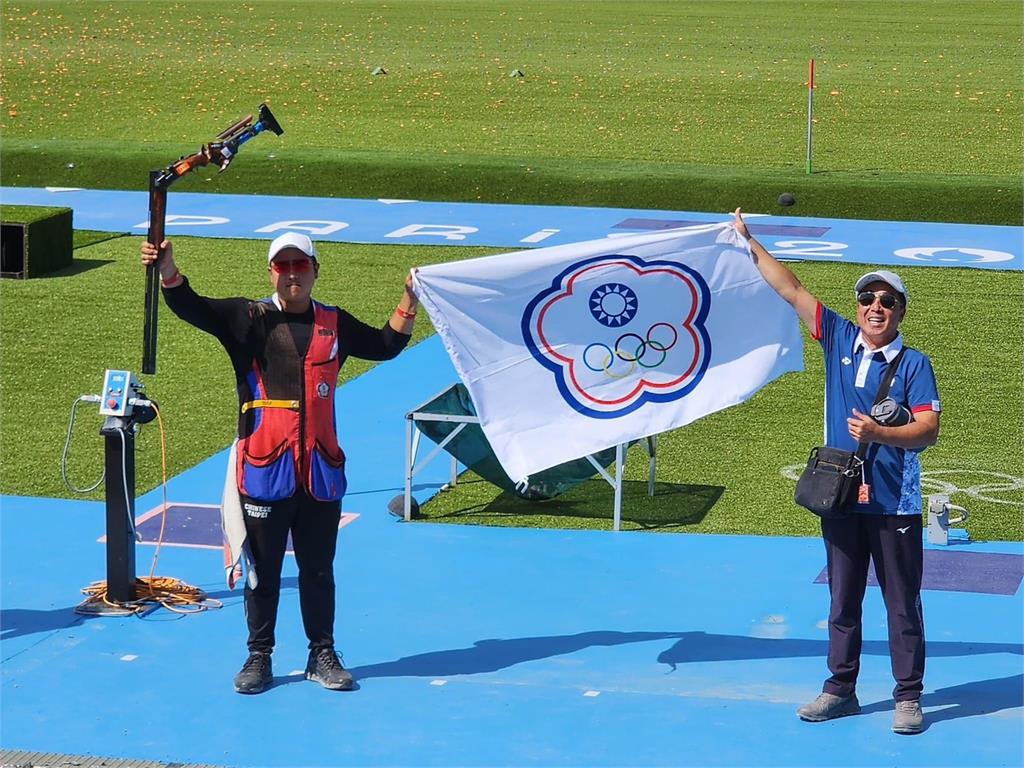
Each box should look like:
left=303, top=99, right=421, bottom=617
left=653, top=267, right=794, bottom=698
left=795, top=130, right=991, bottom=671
left=857, top=291, right=901, bottom=309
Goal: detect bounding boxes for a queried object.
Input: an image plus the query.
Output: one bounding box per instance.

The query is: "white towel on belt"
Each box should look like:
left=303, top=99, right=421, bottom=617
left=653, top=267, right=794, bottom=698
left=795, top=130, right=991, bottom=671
left=221, top=440, right=257, bottom=590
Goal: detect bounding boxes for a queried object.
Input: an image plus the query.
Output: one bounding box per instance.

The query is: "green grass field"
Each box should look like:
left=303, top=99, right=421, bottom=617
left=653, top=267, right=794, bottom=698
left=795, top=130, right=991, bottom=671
left=2, top=1, right=1021, bottom=222
left=0, top=236, right=1021, bottom=540
left=0, top=1, right=1021, bottom=540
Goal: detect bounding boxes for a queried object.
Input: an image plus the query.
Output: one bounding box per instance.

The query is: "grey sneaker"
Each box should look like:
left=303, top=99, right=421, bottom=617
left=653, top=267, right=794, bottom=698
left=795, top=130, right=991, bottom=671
left=797, top=692, right=861, bottom=721
left=305, top=646, right=354, bottom=691
left=892, top=699, right=924, bottom=734
left=233, top=651, right=273, bottom=694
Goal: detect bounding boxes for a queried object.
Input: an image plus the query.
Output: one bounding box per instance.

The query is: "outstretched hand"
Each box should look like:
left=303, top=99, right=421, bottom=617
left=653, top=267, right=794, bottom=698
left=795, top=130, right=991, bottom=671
left=733, top=208, right=751, bottom=240
left=404, top=270, right=419, bottom=306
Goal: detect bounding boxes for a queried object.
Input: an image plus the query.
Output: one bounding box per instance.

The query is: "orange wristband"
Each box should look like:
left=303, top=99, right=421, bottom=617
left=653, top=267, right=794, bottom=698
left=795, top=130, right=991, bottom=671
left=395, top=306, right=417, bottom=319
left=161, top=270, right=181, bottom=287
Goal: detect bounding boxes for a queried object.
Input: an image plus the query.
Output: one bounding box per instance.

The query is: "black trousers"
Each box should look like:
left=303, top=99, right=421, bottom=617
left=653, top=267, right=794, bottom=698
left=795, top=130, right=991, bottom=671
left=240, top=488, right=341, bottom=654
left=821, top=513, right=925, bottom=702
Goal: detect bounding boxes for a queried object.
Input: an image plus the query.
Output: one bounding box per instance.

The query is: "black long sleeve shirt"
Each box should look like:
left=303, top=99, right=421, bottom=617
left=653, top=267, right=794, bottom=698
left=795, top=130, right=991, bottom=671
left=163, top=277, right=411, bottom=436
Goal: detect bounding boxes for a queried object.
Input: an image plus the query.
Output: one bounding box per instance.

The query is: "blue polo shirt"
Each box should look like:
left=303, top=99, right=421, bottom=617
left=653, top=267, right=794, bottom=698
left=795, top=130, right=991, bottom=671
left=815, top=304, right=941, bottom=515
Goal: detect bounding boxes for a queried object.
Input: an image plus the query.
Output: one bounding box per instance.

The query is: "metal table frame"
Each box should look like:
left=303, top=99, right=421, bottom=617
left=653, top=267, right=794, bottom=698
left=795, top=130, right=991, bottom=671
left=403, top=386, right=657, bottom=530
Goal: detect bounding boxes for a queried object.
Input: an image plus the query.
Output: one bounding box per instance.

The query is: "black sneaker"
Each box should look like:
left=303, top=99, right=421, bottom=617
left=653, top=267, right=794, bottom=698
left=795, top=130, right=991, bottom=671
left=305, top=646, right=354, bottom=690
left=233, top=651, right=273, bottom=694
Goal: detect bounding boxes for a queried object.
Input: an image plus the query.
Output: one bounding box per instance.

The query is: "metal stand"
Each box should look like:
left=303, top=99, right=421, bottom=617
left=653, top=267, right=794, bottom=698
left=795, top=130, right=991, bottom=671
left=582, top=437, right=656, bottom=531
left=403, top=408, right=474, bottom=521
left=403, top=386, right=657, bottom=531
left=100, top=417, right=136, bottom=603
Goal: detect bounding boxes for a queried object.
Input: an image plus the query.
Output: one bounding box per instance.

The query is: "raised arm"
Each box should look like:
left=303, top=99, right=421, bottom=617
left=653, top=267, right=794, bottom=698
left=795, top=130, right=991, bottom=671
left=734, top=208, right=819, bottom=332
left=388, top=271, right=419, bottom=335
left=139, top=237, right=250, bottom=342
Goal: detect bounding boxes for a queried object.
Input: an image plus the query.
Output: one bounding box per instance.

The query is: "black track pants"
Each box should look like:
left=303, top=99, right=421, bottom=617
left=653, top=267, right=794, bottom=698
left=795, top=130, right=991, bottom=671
left=239, top=488, right=341, bottom=654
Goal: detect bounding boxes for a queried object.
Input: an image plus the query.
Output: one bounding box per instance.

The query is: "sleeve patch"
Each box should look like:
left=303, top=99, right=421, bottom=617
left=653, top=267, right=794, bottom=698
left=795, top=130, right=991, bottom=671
left=812, top=301, right=823, bottom=341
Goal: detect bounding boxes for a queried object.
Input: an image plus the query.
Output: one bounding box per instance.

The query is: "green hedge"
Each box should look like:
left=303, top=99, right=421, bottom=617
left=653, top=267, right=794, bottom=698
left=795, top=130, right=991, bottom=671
left=0, top=204, right=73, bottom=278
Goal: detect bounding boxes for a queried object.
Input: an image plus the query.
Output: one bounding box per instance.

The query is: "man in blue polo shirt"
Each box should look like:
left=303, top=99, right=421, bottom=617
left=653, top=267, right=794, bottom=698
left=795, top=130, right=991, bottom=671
left=734, top=209, right=941, bottom=734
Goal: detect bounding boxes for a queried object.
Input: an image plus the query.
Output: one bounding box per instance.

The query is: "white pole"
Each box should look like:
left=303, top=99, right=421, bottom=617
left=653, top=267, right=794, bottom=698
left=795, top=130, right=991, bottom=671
left=403, top=417, right=413, bottom=521
left=613, top=443, right=624, bottom=531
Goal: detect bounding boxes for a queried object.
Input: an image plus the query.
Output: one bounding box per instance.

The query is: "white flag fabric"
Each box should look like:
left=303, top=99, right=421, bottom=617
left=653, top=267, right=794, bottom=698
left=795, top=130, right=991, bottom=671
left=412, top=223, right=802, bottom=483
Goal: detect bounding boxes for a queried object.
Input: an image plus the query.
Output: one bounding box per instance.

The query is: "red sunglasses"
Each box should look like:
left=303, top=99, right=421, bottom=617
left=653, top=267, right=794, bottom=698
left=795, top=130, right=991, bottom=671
left=271, top=257, right=314, bottom=274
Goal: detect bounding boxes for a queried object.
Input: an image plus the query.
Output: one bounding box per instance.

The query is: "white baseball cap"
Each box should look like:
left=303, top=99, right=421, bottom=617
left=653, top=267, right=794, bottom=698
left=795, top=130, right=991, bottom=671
left=267, top=232, right=317, bottom=264
left=855, top=269, right=907, bottom=305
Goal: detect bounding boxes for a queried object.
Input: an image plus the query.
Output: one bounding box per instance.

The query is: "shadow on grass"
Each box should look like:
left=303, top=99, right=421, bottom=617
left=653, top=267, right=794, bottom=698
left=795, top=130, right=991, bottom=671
left=73, top=230, right=127, bottom=250
left=421, top=478, right=723, bottom=530
left=21, top=256, right=116, bottom=278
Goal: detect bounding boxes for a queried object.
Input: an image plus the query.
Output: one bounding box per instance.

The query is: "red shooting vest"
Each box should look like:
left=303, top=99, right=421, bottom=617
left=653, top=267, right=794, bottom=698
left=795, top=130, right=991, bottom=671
left=235, top=300, right=346, bottom=502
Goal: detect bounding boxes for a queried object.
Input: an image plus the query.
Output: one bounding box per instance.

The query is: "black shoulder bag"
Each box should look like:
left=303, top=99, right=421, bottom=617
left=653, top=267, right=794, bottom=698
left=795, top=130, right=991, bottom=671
left=794, top=348, right=908, bottom=518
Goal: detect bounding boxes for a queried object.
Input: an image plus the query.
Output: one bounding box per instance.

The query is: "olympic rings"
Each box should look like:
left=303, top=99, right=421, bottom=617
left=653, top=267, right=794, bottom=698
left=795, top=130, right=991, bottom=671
left=614, top=333, right=646, bottom=363
left=647, top=322, right=678, bottom=351
left=582, top=322, right=680, bottom=378
left=582, top=342, right=637, bottom=378
left=583, top=342, right=613, bottom=372
left=637, top=340, right=667, bottom=368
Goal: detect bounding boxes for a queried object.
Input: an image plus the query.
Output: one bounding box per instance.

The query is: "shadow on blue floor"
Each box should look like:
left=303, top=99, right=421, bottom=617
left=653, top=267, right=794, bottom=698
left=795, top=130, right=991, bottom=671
left=350, top=631, right=1023, bottom=680
left=920, top=674, right=1024, bottom=725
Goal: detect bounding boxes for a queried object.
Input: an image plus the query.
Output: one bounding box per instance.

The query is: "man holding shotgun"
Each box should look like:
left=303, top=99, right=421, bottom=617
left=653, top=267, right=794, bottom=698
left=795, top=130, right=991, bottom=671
left=141, top=233, right=419, bottom=694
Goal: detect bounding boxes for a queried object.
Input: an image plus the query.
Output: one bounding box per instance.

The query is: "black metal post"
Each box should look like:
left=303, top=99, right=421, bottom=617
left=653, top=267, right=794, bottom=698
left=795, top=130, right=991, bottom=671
left=101, top=416, right=136, bottom=603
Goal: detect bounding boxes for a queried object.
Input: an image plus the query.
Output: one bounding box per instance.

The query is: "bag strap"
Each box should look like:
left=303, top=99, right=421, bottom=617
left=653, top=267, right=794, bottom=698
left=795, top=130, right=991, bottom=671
left=854, top=346, right=909, bottom=461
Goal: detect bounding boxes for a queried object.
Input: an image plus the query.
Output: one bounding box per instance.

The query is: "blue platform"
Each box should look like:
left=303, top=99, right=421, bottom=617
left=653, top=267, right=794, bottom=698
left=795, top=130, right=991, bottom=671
left=2, top=336, right=1021, bottom=767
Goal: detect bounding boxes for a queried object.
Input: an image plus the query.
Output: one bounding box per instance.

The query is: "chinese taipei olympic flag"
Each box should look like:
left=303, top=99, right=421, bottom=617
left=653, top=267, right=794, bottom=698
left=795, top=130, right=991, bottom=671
left=413, top=222, right=803, bottom=483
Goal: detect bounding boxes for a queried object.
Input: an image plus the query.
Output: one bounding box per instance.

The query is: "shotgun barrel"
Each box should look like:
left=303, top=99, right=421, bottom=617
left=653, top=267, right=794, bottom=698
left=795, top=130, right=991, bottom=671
left=141, top=104, right=283, bottom=375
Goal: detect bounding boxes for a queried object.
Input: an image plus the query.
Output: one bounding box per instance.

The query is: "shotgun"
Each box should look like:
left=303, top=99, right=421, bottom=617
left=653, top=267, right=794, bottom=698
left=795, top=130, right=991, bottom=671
left=143, top=103, right=283, bottom=374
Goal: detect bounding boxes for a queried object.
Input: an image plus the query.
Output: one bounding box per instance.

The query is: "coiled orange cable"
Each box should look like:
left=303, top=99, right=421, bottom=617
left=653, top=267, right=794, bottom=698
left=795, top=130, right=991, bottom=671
left=75, top=404, right=223, bottom=616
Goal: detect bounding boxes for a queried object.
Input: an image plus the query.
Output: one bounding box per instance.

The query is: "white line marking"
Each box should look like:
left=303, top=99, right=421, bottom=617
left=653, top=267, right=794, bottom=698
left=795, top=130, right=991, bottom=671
left=120, top=654, right=138, bottom=662
left=430, top=679, right=448, bottom=686
left=781, top=465, right=1024, bottom=507
left=520, top=228, right=560, bottom=244
left=583, top=690, right=601, bottom=697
